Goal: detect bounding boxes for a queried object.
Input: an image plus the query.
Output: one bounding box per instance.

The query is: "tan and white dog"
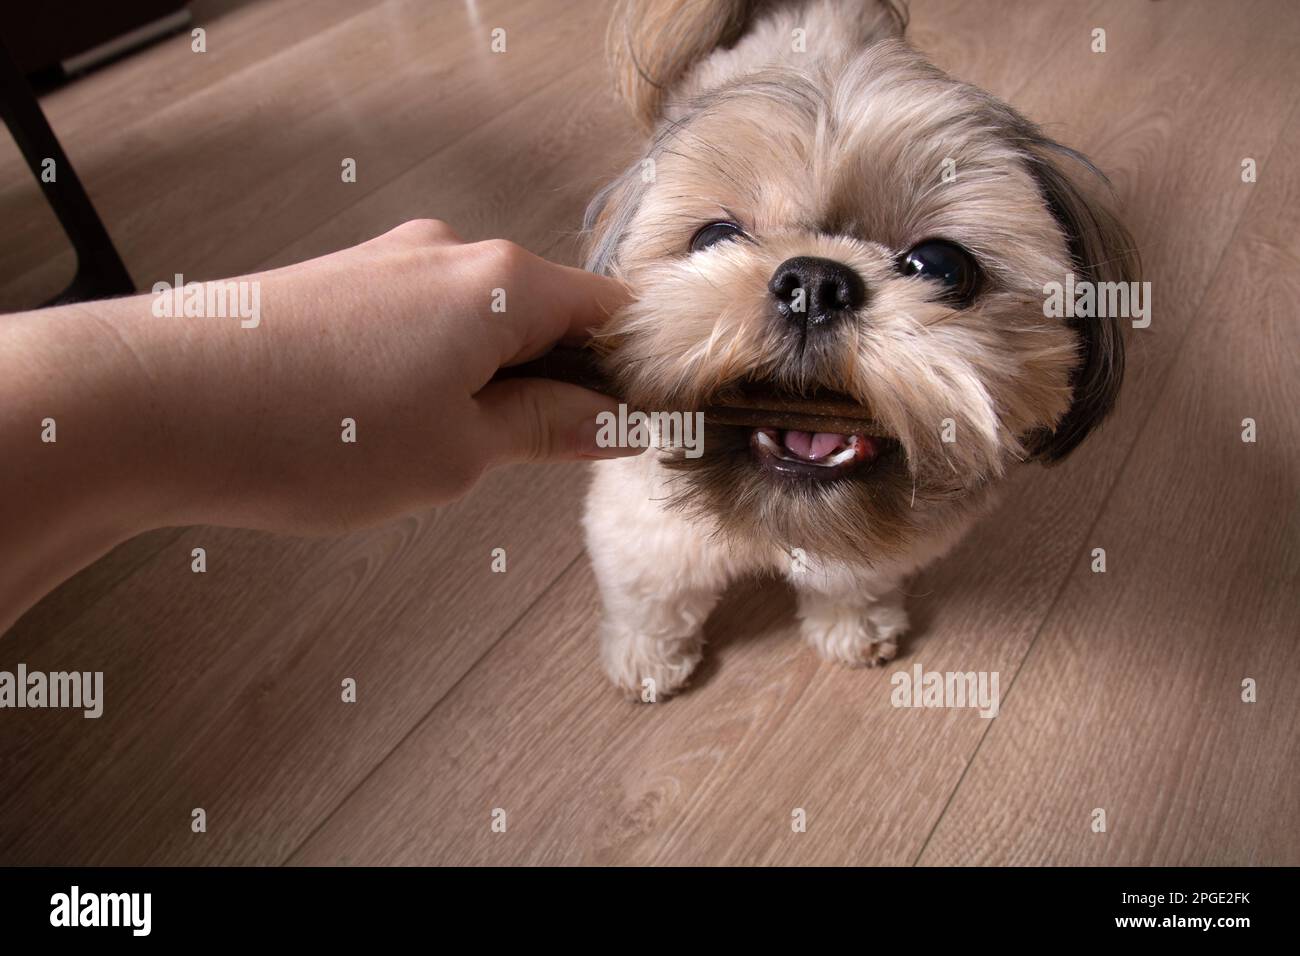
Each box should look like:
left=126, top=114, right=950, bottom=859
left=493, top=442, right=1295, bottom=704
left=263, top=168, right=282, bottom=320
left=581, top=0, right=1136, bottom=697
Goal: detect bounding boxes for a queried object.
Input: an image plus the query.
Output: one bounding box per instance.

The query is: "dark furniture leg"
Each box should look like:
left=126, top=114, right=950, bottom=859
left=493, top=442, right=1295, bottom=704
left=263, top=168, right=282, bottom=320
left=0, top=38, right=134, bottom=305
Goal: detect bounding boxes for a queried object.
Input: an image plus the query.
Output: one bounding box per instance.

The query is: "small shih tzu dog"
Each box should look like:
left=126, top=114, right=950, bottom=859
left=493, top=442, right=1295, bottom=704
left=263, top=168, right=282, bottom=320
left=581, top=0, right=1136, bottom=697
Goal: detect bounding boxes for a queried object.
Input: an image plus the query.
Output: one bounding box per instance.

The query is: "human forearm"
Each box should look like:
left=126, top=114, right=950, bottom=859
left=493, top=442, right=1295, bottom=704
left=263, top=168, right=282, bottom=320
left=0, top=296, right=182, bottom=632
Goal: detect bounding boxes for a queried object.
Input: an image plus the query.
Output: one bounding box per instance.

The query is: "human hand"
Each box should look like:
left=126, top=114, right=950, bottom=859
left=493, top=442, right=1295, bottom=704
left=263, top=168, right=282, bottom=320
left=145, top=219, right=639, bottom=533
left=3, top=220, right=637, bottom=568
left=1, top=221, right=642, bottom=627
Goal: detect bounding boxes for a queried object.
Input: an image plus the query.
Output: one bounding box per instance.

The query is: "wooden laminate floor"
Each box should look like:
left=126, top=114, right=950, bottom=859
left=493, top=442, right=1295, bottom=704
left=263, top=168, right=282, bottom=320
left=1, top=0, right=1296, bottom=865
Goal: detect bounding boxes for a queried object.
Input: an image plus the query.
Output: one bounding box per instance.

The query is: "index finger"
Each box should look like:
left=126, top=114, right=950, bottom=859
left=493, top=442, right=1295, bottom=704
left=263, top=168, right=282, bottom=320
left=495, top=254, right=632, bottom=369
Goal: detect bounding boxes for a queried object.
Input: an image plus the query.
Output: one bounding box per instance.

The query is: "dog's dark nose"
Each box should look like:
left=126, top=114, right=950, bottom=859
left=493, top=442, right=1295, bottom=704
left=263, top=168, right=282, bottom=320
left=769, top=256, right=865, bottom=329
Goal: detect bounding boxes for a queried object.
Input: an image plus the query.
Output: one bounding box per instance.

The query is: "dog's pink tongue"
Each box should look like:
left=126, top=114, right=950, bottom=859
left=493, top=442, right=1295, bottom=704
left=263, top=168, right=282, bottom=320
left=782, top=430, right=846, bottom=460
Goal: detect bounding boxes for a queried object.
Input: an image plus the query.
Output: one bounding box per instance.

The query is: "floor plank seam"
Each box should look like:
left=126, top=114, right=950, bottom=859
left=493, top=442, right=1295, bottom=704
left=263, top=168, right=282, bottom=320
left=279, top=549, right=584, bottom=865
left=907, top=99, right=1297, bottom=865
left=252, top=57, right=581, bottom=273
left=7, top=0, right=1297, bottom=870
left=5, top=528, right=185, bottom=641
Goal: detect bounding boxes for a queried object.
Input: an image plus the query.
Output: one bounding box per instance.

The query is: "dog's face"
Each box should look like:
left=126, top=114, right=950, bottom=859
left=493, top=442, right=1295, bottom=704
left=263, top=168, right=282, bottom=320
left=586, top=1, right=1135, bottom=563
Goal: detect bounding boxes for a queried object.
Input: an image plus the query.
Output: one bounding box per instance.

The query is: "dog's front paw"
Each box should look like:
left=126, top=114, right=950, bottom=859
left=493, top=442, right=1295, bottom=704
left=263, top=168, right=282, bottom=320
left=599, top=622, right=702, bottom=701
left=799, top=597, right=908, bottom=668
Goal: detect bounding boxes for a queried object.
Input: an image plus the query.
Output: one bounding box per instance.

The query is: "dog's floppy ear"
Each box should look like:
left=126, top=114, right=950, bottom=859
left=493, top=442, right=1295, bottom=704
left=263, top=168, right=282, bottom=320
left=1022, top=139, right=1139, bottom=463
left=583, top=165, right=647, bottom=275
left=609, top=0, right=762, bottom=130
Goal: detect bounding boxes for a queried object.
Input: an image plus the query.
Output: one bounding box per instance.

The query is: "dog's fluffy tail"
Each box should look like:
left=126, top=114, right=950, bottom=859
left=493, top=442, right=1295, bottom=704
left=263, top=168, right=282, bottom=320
left=609, top=0, right=907, bottom=130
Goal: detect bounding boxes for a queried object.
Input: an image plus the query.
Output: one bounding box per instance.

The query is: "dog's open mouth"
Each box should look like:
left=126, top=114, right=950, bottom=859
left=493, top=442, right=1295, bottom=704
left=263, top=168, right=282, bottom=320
left=705, top=383, right=894, bottom=482
left=750, top=427, right=880, bottom=480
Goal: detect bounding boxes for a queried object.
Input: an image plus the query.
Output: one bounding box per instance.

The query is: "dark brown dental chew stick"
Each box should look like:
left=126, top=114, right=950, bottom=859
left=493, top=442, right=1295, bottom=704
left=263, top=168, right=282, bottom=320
left=710, top=388, right=871, bottom=419
left=491, top=346, right=613, bottom=394
left=491, top=347, right=891, bottom=436
left=703, top=406, right=893, bottom=438
left=704, top=386, right=893, bottom=437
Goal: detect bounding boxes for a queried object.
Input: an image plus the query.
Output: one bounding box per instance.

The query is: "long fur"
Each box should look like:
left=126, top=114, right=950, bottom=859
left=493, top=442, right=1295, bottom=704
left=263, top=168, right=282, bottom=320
left=582, top=0, right=1137, bottom=696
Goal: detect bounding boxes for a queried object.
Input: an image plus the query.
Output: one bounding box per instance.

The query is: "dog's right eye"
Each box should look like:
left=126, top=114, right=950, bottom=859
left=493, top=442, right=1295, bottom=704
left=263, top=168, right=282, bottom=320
left=690, top=221, right=744, bottom=252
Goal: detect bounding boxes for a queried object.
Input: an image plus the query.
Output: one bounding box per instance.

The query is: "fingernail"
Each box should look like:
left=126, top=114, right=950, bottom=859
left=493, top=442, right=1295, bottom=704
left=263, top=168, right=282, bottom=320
left=577, top=411, right=646, bottom=460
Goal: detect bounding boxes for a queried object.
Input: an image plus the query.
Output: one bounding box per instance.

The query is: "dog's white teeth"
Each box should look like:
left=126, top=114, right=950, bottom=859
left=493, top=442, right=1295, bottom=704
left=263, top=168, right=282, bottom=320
left=755, top=430, right=782, bottom=454
left=824, top=444, right=858, bottom=466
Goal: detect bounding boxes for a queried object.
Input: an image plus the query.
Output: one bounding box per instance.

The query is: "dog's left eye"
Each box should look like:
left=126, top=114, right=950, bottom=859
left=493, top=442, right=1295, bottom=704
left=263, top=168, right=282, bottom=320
left=898, top=240, right=981, bottom=305
left=690, top=221, right=744, bottom=252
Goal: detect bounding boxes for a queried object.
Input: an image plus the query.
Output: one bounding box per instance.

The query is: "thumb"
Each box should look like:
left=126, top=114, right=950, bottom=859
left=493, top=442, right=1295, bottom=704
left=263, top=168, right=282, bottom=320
left=472, top=378, right=645, bottom=464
